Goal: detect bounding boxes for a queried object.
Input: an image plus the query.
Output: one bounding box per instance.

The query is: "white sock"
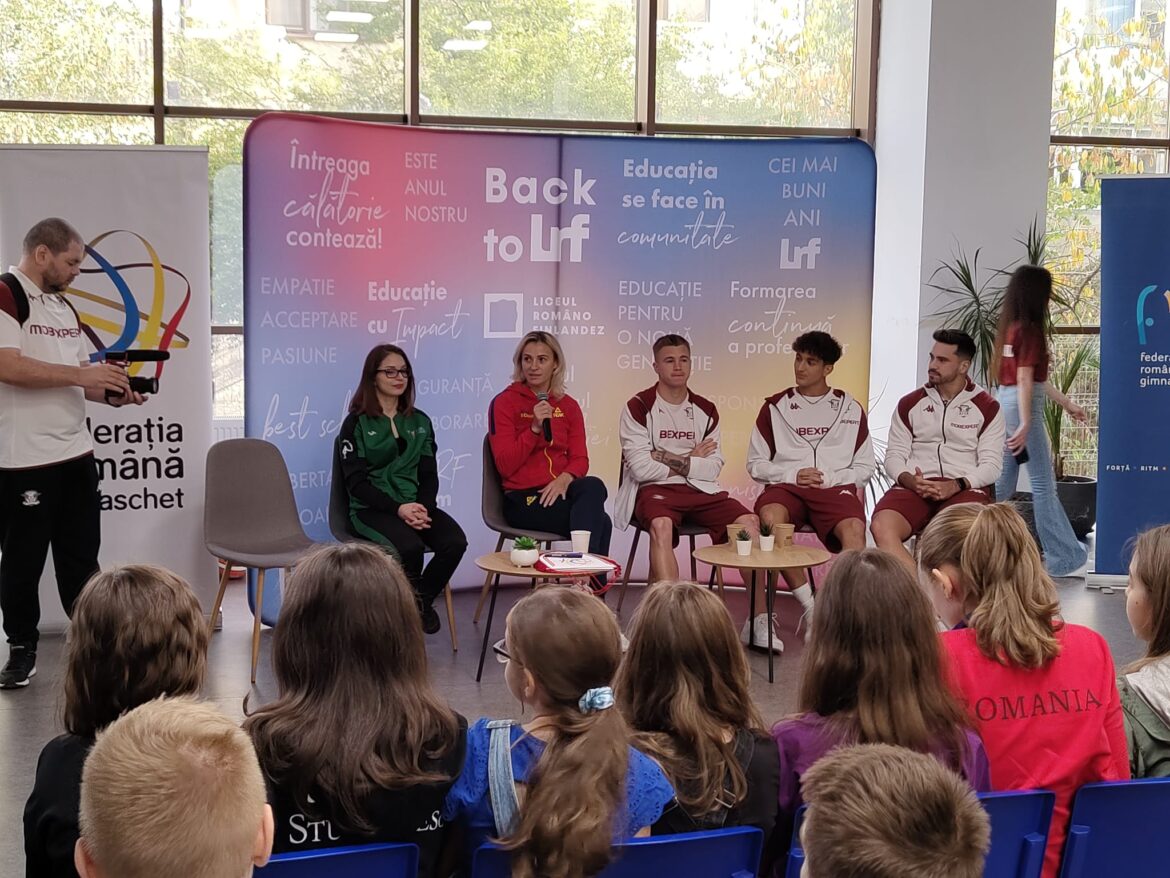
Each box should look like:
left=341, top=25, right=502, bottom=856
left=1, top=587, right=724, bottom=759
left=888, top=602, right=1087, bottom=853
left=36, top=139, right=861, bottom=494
left=792, top=584, right=814, bottom=610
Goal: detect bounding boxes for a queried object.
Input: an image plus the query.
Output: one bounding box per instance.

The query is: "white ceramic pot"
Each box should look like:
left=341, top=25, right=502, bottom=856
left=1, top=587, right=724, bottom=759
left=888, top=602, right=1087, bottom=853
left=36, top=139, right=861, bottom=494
left=735, top=539, right=752, bottom=557
left=759, top=534, right=776, bottom=552
left=510, top=548, right=539, bottom=567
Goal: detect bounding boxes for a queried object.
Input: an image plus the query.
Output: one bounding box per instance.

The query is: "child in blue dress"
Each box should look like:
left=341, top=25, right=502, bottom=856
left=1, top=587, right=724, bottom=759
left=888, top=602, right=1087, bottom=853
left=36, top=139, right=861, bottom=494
left=443, top=586, right=674, bottom=878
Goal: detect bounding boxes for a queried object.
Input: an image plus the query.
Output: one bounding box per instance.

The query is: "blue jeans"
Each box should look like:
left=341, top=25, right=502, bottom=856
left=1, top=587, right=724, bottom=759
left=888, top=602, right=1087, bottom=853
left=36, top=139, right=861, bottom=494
left=995, top=384, right=1088, bottom=577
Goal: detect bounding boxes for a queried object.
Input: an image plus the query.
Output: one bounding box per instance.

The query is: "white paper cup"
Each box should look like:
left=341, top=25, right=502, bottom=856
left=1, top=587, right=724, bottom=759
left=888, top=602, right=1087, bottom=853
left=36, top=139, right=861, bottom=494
left=571, top=530, right=591, bottom=553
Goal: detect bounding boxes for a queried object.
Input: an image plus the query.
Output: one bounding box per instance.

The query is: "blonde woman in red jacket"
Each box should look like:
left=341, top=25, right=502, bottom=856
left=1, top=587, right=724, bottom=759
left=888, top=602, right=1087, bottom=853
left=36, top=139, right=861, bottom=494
left=919, top=502, right=1128, bottom=878
left=487, top=332, right=612, bottom=560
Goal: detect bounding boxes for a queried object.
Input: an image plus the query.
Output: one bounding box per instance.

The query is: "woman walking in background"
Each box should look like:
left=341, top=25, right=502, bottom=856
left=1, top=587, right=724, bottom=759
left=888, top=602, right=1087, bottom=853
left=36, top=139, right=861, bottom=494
left=992, top=265, right=1088, bottom=577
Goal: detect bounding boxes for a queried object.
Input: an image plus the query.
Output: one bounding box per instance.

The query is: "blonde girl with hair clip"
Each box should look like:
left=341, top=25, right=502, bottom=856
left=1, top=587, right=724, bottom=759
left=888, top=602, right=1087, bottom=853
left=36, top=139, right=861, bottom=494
left=1117, top=524, right=1170, bottom=778
left=442, top=587, right=673, bottom=878
left=920, top=502, right=1128, bottom=878
left=615, top=581, right=778, bottom=844
left=24, top=565, right=209, bottom=878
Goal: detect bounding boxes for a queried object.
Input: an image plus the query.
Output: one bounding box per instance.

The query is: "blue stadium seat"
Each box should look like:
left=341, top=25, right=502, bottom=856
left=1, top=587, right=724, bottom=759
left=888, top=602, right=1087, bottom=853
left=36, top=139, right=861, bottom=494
left=786, top=791, right=1056, bottom=878
left=1058, top=778, right=1170, bottom=877
left=258, top=842, right=419, bottom=876
left=979, top=789, right=1055, bottom=878
left=472, top=827, right=763, bottom=878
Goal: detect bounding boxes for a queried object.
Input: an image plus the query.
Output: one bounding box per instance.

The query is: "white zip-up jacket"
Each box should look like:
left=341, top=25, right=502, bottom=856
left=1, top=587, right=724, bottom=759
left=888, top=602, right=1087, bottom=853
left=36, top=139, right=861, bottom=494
left=884, top=380, right=1005, bottom=488
left=615, top=385, right=723, bottom=530
left=747, top=388, right=875, bottom=488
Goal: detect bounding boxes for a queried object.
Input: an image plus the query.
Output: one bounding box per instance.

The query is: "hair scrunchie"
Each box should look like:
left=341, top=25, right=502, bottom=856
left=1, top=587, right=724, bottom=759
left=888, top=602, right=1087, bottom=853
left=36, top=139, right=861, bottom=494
left=578, top=686, right=615, bottom=714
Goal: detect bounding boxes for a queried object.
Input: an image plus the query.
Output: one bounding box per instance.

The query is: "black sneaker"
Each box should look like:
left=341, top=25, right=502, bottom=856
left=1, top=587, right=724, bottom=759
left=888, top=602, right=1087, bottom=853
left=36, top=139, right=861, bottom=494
left=420, top=604, right=441, bottom=635
left=0, top=647, right=36, bottom=689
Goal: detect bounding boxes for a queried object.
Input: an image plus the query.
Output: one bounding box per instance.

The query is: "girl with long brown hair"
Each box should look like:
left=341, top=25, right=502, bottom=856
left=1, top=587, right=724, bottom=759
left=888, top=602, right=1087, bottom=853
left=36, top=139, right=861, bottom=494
left=442, top=587, right=673, bottom=878
left=24, top=565, right=208, bottom=878
left=1117, top=525, right=1170, bottom=777
left=615, top=581, right=777, bottom=841
left=990, top=264, right=1088, bottom=577
left=340, top=343, right=467, bottom=634
left=772, top=549, right=988, bottom=859
left=920, top=502, right=1127, bottom=878
left=245, top=543, right=465, bottom=878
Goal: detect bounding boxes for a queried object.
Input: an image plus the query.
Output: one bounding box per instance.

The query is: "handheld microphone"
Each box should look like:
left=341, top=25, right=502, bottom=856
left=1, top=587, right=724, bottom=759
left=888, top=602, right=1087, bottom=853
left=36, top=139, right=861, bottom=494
left=536, top=391, right=553, bottom=442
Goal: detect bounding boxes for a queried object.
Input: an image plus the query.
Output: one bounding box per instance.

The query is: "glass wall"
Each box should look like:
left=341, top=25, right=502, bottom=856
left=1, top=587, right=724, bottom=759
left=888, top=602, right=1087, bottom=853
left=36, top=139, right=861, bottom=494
left=1048, top=0, right=1170, bottom=474
left=1, top=0, right=873, bottom=417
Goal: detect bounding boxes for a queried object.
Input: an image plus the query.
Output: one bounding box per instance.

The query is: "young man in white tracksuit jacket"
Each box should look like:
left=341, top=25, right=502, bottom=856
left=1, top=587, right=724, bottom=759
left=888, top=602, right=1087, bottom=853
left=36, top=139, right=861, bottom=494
left=871, top=329, right=1006, bottom=574
left=747, top=332, right=875, bottom=641
left=615, top=334, right=762, bottom=633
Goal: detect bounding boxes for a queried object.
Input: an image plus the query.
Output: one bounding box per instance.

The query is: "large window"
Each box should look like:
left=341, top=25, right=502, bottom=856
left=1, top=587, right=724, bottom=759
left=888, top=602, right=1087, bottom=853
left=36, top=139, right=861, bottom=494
left=1048, top=0, right=1169, bottom=475
left=2, top=0, right=875, bottom=417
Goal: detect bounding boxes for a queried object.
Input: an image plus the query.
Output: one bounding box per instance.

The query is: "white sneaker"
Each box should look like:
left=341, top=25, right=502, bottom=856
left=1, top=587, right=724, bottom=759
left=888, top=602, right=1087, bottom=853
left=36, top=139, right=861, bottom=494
left=739, top=614, right=784, bottom=654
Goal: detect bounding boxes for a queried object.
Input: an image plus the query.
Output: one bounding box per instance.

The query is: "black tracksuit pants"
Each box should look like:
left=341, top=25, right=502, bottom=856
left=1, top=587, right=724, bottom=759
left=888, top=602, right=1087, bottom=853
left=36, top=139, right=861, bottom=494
left=0, top=454, right=101, bottom=648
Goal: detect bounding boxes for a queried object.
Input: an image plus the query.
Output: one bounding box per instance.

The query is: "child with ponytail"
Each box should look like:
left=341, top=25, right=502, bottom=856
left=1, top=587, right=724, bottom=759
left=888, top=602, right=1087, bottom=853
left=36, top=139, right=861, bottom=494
left=442, top=587, right=674, bottom=878
left=919, top=503, right=1128, bottom=878
left=1118, top=524, right=1170, bottom=778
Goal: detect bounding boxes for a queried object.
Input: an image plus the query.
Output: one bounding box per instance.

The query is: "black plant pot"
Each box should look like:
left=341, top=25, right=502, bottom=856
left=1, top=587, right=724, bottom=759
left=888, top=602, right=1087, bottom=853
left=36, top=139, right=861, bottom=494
left=1057, top=476, right=1097, bottom=540
left=1006, top=494, right=1043, bottom=551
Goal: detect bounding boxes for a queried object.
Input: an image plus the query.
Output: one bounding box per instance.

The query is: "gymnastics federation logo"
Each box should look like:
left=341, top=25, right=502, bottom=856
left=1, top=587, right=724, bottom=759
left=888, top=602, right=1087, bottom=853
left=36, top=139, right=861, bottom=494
left=1136, top=285, right=1170, bottom=345
left=65, top=230, right=193, bottom=380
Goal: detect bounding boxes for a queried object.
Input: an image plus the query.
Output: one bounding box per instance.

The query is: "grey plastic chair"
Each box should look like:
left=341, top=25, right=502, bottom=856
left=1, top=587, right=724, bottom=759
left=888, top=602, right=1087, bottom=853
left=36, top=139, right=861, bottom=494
left=473, top=435, right=567, bottom=681
left=328, top=436, right=458, bottom=652
left=471, top=434, right=566, bottom=623
left=204, top=438, right=319, bottom=683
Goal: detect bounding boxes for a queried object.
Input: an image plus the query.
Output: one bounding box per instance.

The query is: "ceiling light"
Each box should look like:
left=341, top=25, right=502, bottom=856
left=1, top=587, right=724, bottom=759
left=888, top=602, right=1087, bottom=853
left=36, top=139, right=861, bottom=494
left=315, top=31, right=360, bottom=42
left=442, top=38, right=488, bottom=51
left=465, top=20, right=492, bottom=31
left=326, top=11, right=374, bottom=23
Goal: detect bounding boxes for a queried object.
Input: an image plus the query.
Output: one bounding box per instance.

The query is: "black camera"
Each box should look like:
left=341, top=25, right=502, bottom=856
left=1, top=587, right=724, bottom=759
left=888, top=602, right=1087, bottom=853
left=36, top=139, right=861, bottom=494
left=101, top=349, right=170, bottom=401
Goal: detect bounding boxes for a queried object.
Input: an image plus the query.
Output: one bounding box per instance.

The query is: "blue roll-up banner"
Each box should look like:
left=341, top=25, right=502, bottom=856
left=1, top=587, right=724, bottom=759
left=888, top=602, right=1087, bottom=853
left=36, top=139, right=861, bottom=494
left=1098, top=177, right=1170, bottom=575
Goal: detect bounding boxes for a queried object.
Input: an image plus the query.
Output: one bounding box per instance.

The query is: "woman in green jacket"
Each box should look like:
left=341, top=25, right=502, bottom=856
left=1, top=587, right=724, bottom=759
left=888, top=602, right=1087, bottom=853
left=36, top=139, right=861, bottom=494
left=1120, top=524, right=1170, bottom=777
left=338, top=344, right=467, bottom=634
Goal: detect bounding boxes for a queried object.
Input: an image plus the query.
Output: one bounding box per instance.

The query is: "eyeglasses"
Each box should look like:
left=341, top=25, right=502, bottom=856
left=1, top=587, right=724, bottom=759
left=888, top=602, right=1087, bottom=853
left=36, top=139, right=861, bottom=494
left=492, top=639, right=511, bottom=664
left=376, top=368, right=410, bottom=379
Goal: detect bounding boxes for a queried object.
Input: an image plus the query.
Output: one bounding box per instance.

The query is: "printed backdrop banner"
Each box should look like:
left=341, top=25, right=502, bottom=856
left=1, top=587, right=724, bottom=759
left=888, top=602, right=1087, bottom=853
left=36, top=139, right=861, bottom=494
left=1098, top=177, right=1170, bottom=574
left=244, top=113, right=876, bottom=585
left=0, top=146, right=215, bottom=622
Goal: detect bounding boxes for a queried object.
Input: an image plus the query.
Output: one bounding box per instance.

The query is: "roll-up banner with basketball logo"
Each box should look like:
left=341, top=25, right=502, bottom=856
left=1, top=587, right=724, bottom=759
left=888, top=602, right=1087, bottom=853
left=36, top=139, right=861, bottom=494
left=0, top=146, right=214, bottom=623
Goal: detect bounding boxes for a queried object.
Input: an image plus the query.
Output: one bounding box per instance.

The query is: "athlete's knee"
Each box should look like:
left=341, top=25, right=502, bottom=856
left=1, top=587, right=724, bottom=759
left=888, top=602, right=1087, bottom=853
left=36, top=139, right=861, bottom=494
left=648, top=517, right=674, bottom=543
left=758, top=503, right=790, bottom=526
left=836, top=517, right=866, bottom=548
left=572, top=476, right=608, bottom=502
left=870, top=511, right=906, bottom=544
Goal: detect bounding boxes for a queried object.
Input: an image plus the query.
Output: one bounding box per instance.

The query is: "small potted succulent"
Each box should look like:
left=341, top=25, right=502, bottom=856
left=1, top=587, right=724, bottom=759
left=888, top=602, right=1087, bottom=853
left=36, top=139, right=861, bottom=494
left=735, top=528, right=752, bottom=557
left=758, top=522, right=775, bottom=552
left=510, top=536, right=539, bottom=567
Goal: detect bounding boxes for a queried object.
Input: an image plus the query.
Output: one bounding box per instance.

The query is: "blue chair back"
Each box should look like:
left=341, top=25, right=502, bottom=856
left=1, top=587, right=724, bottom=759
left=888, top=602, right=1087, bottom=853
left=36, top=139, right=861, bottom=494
left=979, top=789, right=1055, bottom=878
left=783, top=806, right=807, bottom=878
left=472, top=827, right=762, bottom=878
left=259, top=842, right=419, bottom=877
left=1058, top=778, right=1170, bottom=877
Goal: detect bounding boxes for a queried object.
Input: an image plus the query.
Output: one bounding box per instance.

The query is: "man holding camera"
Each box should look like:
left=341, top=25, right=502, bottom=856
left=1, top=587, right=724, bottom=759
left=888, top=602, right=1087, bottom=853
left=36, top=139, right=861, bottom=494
left=0, top=218, right=146, bottom=689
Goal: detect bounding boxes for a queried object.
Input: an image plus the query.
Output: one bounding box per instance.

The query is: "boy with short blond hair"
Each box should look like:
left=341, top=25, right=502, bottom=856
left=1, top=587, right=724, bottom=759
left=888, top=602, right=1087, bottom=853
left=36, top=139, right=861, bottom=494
left=75, top=697, right=274, bottom=878
left=800, top=743, right=989, bottom=878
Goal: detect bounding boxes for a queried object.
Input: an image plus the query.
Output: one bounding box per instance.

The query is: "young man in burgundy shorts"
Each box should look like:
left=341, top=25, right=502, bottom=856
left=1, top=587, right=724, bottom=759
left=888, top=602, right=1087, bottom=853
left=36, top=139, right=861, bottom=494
left=871, top=330, right=1005, bottom=574
left=615, top=334, right=757, bottom=613
left=748, top=332, right=874, bottom=642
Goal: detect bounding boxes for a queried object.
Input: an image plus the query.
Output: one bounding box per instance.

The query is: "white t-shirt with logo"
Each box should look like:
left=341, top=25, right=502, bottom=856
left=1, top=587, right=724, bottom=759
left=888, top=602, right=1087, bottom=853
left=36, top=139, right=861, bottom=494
left=0, top=266, right=92, bottom=468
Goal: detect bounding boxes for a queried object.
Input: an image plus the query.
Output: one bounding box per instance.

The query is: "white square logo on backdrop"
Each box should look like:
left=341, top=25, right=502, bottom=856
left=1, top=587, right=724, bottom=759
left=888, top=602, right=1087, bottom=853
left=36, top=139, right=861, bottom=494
left=483, top=293, right=524, bottom=338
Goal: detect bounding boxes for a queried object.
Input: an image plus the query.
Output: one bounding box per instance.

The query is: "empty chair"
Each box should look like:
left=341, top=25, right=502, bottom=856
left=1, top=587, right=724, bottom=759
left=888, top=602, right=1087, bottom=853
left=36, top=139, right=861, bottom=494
left=258, top=842, right=418, bottom=877
left=1059, top=778, right=1170, bottom=877
left=204, top=438, right=319, bottom=683
left=329, top=436, right=458, bottom=651
left=472, top=827, right=762, bottom=878
left=979, top=790, right=1055, bottom=878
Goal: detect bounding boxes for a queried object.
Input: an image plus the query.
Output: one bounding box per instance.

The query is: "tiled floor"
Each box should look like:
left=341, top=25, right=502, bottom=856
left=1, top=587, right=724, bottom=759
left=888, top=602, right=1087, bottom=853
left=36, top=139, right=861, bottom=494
left=0, top=574, right=1139, bottom=870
